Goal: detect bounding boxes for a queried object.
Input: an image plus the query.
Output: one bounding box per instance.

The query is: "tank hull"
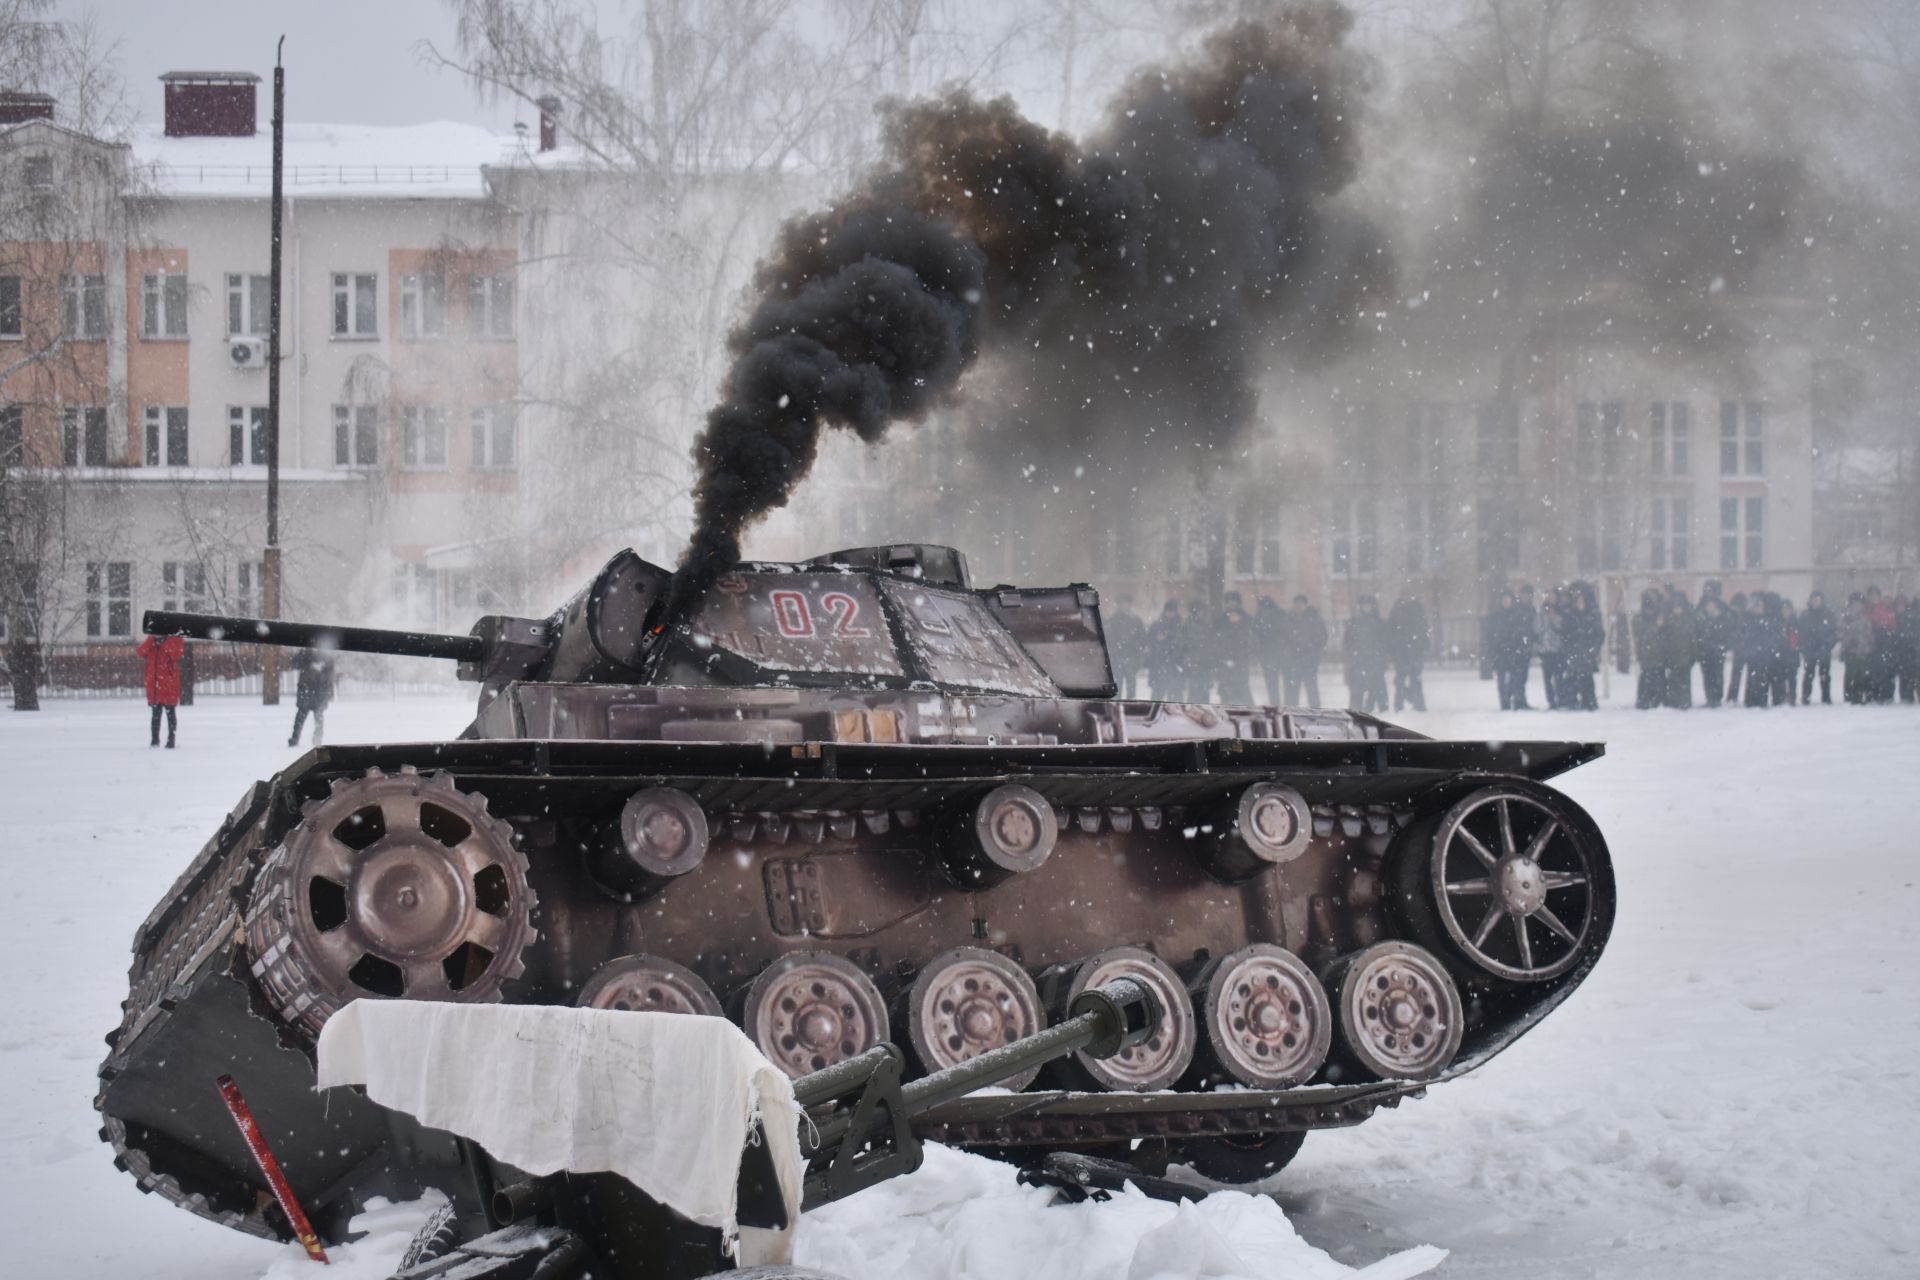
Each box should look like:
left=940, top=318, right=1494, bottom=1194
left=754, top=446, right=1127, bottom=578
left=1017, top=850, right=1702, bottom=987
left=98, top=693, right=1613, bottom=1243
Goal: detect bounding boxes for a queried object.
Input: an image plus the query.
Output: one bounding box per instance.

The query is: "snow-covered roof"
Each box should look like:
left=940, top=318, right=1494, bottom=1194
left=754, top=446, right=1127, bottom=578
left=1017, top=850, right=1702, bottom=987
left=131, top=121, right=522, bottom=200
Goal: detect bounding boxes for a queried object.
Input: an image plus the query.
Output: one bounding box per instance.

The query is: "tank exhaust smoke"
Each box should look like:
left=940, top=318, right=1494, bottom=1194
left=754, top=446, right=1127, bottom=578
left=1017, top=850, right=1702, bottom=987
left=669, top=3, right=1388, bottom=614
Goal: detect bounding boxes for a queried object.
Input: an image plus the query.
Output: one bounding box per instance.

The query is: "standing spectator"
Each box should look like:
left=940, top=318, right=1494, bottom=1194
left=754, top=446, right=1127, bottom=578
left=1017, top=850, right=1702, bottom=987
left=1632, top=589, right=1668, bottom=709
left=1490, top=590, right=1535, bottom=710
left=1895, top=596, right=1920, bottom=703
left=1696, top=596, right=1732, bottom=707
left=1213, top=593, right=1255, bottom=704
left=1725, top=592, right=1750, bottom=704
left=1537, top=587, right=1567, bottom=709
left=1105, top=594, right=1146, bottom=698
left=1183, top=601, right=1218, bottom=702
left=1799, top=591, right=1837, bottom=705
left=1664, top=592, right=1697, bottom=709
left=1865, top=586, right=1897, bottom=702
left=1146, top=601, right=1185, bottom=701
left=1387, top=593, right=1430, bottom=712
left=1742, top=594, right=1783, bottom=708
left=1254, top=595, right=1287, bottom=705
left=1343, top=595, right=1391, bottom=714
left=1562, top=583, right=1604, bottom=710
left=1777, top=600, right=1801, bottom=706
left=1281, top=594, right=1327, bottom=707
left=1840, top=592, right=1874, bottom=704
left=289, top=650, right=337, bottom=747
left=136, top=632, right=184, bottom=749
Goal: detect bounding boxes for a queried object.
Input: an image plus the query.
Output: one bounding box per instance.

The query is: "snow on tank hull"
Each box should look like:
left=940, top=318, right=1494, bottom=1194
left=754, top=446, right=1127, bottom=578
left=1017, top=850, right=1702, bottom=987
left=98, top=546, right=1616, bottom=1244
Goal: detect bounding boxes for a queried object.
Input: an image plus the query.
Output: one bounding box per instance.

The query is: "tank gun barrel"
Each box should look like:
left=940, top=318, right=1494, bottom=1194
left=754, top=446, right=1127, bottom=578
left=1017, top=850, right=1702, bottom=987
left=142, top=609, right=486, bottom=664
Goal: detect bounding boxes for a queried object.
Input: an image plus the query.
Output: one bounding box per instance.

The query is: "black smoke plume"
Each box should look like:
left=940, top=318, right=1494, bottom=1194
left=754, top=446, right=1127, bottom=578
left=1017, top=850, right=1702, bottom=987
left=675, top=3, right=1386, bottom=603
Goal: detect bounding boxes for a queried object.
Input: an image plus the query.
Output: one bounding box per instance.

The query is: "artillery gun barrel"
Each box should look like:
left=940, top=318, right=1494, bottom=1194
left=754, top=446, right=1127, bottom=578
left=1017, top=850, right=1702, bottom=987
left=143, top=609, right=486, bottom=664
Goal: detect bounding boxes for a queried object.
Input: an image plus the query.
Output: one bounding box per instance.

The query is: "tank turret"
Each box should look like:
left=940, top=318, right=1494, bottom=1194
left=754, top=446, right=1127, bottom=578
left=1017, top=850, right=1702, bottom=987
left=103, top=543, right=1616, bottom=1251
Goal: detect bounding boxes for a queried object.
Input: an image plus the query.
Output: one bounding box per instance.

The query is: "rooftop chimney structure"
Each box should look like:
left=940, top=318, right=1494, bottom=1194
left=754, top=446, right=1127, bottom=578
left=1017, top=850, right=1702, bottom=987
left=0, top=91, right=55, bottom=125
left=160, top=71, right=260, bottom=138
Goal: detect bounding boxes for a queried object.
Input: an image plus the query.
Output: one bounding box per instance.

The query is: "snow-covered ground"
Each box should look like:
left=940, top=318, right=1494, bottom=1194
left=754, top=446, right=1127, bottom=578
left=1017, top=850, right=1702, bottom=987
left=2, top=669, right=1915, bottom=1278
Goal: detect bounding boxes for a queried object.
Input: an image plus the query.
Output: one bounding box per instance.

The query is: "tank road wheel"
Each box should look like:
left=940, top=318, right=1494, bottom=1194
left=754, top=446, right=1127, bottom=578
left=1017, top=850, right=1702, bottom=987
left=246, top=767, right=536, bottom=1035
left=1421, top=787, right=1600, bottom=983
left=1325, top=941, right=1462, bottom=1082
left=745, top=952, right=890, bottom=1079
left=578, top=954, right=723, bottom=1016
left=907, top=947, right=1046, bottom=1089
left=1067, top=948, right=1196, bottom=1092
left=1198, top=944, right=1331, bottom=1089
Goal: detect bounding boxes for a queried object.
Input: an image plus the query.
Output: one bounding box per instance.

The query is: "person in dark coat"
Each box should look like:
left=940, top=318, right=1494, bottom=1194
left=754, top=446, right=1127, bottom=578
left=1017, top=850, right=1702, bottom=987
left=1145, top=601, right=1185, bottom=701
left=1663, top=592, right=1697, bottom=709
left=1387, top=594, right=1429, bottom=712
left=1561, top=583, right=1604, bottom=710
left=289, top=649, right=337, bottom=746
left=1777, top=600, right=1801, bottom=705
left=136, top=633, right=184, bottom=748
left=1632, top=589, right=1667, bottom=710
left=1105, top=594, right=1146, bottom=699
left=1799, top=591, right=1836, bottom=704
left=1280, top=594, right=1327, bottom=707
left=1724, top=592, right=1749, bottom=704
left=1742, top=594, right=1781, bottom=707
left=1213, top=593, right=1255, bottom=704
left=1343, top=595, right=1391, bottom=713
left=1491, top=590, right=1536, bottom=710
left=1254, top=595, right=1287, bottom=705
left=1536, top=587, right=1566, bottom=709
left=1183, top=602, right=1218, bottom=702
left=1696, top=596, right=1732, bottom=707
left=1894, top=596, right=1920, bottom=703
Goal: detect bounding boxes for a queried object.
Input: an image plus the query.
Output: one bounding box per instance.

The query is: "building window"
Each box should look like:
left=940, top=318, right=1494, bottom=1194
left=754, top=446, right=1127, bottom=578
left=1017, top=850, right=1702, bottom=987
left=141, top=272, right=189, bottom=339
left=1089, top=519, right=1139, bottom=578
left=1330, top=402, right=1383, bottom=482
left=1719, top=401, right=1765, bottom=477
left=23, top=152, right=53, bottom=189
left=1406, top=402, right=1448, bottom=483
left=469, top=403, right=516, bottom=469
left=1720, top=496, right=1765, bottom=569
left=400, top=272, right=448, bottom=338
left=1575, top=494, right=1624, bottom=574
left=236, top=560, right=262, bottom=615
left=1649, top=402, right=1690, bottom=476
left=1406, top=494, right=1446, bottom=574
left=1232, top=498, right=1280, bottom=577
left=1327, top=496, right=1378, bottom=578
left=62, top=407, right=109, bottom=467
left=86, top=561, right=132, bottom=637
left=333, top=404, right=379, bottom=466
left=467, top=273, right=514, bottom=339
left=1476, top=499, right=1519, bottom=574
left=1650, top=497, right=1690, bottom=571
left=226, top=273, right=271, bottom=337
left=401, top=405, right=448, bottom=468
left=161, top=561, right=211, bottom=613
left=0, top=275, right=21, bottom=338
left=1, top=405, right=21, bottom=466
left=228, top=405, right=268, bottom=465
left=1474, top=400, right=1520, bottom=476
left=143, top=406, right=189, bottom=466
left=330, top=272, right=378, bottom=337
left=1574, top=401, right=1625, bottom=478
left=60, top=274, right=107, bottom=339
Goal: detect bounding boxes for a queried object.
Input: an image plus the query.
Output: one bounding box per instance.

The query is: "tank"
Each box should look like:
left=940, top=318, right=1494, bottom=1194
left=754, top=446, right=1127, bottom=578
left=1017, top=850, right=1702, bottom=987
left=98, top=543, right=1616, bottom=1249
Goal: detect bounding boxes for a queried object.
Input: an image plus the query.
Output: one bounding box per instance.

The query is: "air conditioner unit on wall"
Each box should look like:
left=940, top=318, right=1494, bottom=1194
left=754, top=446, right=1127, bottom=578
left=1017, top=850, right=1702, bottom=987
left=229, top=337, right=267, bottom=369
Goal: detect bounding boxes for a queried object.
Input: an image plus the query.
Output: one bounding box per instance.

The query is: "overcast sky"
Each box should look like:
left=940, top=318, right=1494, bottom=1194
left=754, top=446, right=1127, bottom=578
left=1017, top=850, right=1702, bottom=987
left=61, top=0, right=516, bottom=132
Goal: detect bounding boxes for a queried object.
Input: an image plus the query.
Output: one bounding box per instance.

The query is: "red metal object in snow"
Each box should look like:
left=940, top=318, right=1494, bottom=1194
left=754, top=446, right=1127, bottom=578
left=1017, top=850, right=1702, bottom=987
left=215, top=1074, right=329, bottom=1264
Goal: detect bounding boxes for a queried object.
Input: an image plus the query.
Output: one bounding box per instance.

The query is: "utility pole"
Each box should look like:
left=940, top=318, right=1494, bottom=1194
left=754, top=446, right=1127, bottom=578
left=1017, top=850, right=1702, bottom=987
left=261, top=37, right=286, bottom=705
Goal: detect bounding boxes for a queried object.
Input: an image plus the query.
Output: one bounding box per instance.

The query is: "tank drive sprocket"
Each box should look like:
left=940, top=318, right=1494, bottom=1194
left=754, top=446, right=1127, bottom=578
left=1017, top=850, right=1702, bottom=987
left=246, top=766, right=538, bottom=1035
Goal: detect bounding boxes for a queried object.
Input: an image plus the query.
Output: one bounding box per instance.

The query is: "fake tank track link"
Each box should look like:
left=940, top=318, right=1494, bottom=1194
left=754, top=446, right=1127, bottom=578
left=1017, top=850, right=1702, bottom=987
left=914, top=1087, right=1416, bottom=1148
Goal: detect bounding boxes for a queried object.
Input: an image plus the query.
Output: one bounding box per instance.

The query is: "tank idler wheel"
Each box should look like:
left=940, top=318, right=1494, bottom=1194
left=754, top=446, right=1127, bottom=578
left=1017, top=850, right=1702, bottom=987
left=1197, top=944, right=1331, bottom=1088
left=1173, top=1130, right=1308, bottom=1187
left=1203, top=783, right=1313, bottom=882
left=1064, top=947, right=1195, bottom=1092
left=594, top=787, right=709, bottom=897
left=907, top=947, right=1046, bottom=1089
left=744, top=952, right=890, bottom=1079
left=941, top=783, right=1058, bottom=887
left=578, top=954, right=723, bottom=1016
left=1324, top=941, right=1462, bottom=1082
left=1419, top=787, right=1600, bottom=983
left=245, top=767, right=537, bottom=1035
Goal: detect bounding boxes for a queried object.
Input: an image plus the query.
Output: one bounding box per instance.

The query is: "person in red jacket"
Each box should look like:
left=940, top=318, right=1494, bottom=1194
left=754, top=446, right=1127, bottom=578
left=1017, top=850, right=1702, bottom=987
left=136, top=633, right=184, bottom=748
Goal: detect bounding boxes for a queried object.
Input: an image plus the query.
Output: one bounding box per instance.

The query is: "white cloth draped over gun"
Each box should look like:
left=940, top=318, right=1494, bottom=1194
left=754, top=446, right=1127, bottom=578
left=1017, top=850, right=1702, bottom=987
left=315, top=1000, right=805, bottom=1264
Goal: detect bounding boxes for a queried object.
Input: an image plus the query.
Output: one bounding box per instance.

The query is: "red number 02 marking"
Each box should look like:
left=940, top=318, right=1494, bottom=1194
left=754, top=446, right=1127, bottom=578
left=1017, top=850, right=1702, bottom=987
left=821, top=591, right=871, bottom=637
left=770, top=590, right=813, bottom=637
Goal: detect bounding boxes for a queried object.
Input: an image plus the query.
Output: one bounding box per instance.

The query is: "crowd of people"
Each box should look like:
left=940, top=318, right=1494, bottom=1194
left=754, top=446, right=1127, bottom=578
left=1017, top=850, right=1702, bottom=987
left=1621, top=581, right=1919, bottom=710
left=1104, top=590, right=1431, bottom=712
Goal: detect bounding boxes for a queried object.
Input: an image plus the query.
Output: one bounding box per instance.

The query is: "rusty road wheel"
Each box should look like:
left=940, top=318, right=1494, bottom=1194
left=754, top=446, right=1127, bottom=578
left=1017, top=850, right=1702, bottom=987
left=908, top=947, right=1045, bottom=1088
left=744, top=951, right=889, bottom=1079
left=1326, top=941, right=1462, bottom=1082
left=1067, top=947, right=1195, bottom=1092
left=578, top=954, right=723, bottom=1016
left=1198, top=944, right=1331, bottom=1088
